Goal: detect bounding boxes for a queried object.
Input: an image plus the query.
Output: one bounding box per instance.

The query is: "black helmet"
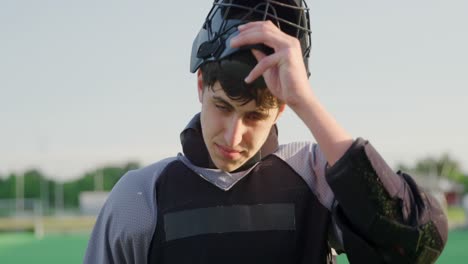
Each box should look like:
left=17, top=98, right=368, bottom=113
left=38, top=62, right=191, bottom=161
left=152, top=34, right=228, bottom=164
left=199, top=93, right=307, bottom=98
left=190, top=0, right=312, bottom=76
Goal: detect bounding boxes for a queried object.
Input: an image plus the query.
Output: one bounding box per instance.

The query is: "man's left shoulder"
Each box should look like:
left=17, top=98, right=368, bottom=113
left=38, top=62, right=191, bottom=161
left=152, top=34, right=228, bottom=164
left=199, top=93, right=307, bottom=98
left=274, top=141, right=327, bottom=169
left=272, top=141, right=333, bottom=209
left=274, top=141, right=315, bottom=159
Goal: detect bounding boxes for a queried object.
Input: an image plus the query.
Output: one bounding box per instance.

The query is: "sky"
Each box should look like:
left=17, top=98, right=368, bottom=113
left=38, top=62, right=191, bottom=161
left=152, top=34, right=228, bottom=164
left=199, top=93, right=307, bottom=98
left=1, top=0, right=467, bottom=181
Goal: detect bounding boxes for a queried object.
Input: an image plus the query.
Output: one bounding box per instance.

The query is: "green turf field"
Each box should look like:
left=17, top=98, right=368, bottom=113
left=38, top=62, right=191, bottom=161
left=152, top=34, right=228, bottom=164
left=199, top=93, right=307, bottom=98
left=336, top=229, right=468, bottom=263
left=0, top=232, right=89, bottom=264
left=0, top=229, right=466, bottom=263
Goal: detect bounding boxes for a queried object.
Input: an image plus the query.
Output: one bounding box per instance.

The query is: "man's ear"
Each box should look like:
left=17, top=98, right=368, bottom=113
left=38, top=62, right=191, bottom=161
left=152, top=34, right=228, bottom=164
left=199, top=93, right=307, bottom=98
left=274, top=104, right=286, bottom=123
left=197, top=69, right=204, bottom=103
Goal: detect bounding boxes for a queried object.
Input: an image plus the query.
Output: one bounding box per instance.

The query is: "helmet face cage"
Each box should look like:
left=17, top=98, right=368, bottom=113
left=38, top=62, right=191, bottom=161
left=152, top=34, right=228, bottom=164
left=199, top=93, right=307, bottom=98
left=190, top=0, right=311, bottom=74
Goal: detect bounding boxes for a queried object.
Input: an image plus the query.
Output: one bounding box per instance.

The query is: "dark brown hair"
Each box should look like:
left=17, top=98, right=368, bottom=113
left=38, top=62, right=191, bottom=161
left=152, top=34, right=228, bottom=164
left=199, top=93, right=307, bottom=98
left=200, top=51, right=283, bottom=110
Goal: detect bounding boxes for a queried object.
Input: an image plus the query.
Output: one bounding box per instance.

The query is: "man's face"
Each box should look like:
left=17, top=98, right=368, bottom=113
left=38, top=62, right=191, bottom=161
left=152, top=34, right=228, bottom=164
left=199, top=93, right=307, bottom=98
left=198, top=81, right=282, bottom=172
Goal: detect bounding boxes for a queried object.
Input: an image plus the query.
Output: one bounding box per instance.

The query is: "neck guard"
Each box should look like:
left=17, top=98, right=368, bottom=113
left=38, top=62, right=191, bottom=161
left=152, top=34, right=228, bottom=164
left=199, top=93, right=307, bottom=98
left=180, top=113, right=278, bottom=172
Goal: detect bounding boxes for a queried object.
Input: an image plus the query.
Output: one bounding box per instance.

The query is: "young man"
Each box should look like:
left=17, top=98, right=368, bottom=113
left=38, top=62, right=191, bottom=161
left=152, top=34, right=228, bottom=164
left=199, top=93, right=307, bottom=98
left=84, top=1, right=447, bottom=263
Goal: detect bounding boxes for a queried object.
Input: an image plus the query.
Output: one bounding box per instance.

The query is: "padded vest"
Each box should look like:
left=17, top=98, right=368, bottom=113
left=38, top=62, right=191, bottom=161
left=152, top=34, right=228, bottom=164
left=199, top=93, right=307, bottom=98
left=148, top=155, right=331, bottom=264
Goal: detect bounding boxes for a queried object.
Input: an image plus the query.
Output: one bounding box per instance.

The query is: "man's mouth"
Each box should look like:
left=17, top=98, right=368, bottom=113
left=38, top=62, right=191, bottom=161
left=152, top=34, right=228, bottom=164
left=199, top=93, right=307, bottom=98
left=215, top=144, right=242, bottom=159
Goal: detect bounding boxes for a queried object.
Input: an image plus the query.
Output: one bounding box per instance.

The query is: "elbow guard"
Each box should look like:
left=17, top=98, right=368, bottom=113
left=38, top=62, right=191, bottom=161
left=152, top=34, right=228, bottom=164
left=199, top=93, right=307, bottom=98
left=326, top=138, right=448, bottom=263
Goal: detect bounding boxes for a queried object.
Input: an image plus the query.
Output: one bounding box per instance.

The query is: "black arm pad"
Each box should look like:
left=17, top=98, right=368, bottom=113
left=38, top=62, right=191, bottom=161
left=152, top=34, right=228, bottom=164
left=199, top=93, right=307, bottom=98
left=326, top=138, right=447, bottom=263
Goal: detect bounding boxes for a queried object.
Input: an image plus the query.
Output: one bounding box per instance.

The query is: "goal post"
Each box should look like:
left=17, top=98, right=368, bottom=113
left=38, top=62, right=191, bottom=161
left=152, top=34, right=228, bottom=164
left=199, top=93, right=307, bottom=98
left=0, top=198, right=44, bottom=239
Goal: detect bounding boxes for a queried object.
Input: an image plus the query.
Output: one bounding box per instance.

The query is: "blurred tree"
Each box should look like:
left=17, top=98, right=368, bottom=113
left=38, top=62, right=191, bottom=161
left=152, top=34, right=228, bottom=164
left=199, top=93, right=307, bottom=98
left=62, top=161, right=141, bottom=208
left=417, top=154, right=464, bottom=181
left=398, top=153, right=464, bottom=179
left=397, top=153, right=467, bottom=193
left=23, top=169, right=43, bottom=199
left=0, top=174, right=16, bottom=199
left=0, top=162, right=141, bottom=208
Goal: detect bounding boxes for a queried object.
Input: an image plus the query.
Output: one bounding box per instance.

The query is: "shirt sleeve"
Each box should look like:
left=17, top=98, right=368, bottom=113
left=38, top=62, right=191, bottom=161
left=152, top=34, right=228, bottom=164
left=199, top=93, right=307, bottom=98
left=83, top=158, right=176, bottom=264
left=325, top=138, right=448, bottom=263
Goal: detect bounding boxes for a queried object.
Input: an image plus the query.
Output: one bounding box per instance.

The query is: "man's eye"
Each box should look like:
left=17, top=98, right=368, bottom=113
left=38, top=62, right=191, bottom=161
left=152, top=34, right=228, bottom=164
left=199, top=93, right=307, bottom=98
left=215, top=104, right=229, bottom=112
left=246, top=112, right=265, bottom=121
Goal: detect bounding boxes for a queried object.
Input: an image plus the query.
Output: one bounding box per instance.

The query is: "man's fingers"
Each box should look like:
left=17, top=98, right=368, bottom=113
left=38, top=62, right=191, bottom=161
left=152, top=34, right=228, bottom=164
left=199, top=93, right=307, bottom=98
left=231, top=30, right=276, bottom=50
left=251, top=49, right=267, bottom=62
left=231, top=23, right=290, bottom=50
left=238, top=20, right=276, bottom=32
left=245, top=51, right=280, bottom=83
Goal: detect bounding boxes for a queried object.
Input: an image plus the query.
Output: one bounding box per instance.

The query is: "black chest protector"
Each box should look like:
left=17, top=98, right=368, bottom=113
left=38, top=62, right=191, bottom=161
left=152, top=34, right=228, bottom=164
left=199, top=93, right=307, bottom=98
left=149, top=156, right=331, bottom=264
left=148, top=114, right=332, bottom=263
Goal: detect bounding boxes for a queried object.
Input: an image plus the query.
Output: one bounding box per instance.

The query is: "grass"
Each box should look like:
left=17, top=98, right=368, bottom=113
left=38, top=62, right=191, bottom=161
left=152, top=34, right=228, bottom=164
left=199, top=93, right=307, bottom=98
left=335, top=228, right=468, bottom=263
left=0, top=216, right=96, bottom=233
left=0, top=232, right=89, bottom=264
left=447, top=206, right=466, bottom=227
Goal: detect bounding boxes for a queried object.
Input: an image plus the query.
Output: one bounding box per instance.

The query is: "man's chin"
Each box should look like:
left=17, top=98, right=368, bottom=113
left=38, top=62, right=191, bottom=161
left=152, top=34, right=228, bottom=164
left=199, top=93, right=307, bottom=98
left=213, top=159, right=244, bottom=172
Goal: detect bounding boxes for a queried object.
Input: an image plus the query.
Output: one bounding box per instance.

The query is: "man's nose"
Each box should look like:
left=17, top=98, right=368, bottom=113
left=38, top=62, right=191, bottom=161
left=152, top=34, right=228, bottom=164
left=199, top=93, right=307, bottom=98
left=224, top=116, right=245, bottom=147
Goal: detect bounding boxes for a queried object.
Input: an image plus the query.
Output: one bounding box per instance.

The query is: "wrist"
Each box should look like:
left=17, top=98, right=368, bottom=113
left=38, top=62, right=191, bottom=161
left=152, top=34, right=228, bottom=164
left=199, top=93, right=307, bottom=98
left=288, top=88, right=318, bottom=113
